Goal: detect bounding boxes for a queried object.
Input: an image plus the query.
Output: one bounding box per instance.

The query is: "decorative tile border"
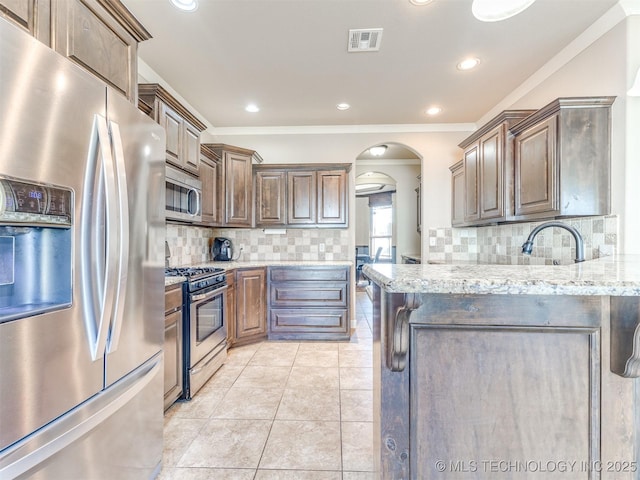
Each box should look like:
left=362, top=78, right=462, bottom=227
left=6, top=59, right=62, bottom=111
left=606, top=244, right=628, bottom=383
left=428, top=215, right=618, bottom=265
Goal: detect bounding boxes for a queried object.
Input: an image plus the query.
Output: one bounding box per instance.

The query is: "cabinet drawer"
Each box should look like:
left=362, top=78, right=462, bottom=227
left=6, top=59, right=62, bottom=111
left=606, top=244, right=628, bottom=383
left=165, top=285, right=183, bottom=314
left=270, top=282, right=347, bottom=308
left=269, top=267, right=348, bottom=283
left=269, top=308, right=349, bottom=340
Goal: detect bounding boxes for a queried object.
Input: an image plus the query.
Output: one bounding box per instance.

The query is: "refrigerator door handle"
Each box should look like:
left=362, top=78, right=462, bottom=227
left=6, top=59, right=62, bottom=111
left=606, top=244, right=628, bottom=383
left=81, top=114, right=119, bottom=361
left=106, top=120, right=129, bottom=353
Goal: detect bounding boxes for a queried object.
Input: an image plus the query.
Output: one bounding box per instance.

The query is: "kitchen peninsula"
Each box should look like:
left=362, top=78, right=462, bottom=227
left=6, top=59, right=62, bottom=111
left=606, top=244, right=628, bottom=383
left=364, top=256, right=640, bottom=479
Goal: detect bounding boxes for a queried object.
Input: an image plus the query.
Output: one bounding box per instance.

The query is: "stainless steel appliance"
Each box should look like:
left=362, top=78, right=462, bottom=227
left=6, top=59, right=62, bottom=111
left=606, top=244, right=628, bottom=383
left=165, top=267, right=227, bottom=399
left=165, top=165, right=202, bottom=223
left=0, top=20, right=165, bottom=480
left=212, top=237, right=234, bottom=261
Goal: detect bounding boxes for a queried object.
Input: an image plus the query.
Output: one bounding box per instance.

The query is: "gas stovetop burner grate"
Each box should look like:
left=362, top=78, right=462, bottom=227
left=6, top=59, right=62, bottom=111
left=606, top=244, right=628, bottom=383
left=165, top=267, right=225, bottom=278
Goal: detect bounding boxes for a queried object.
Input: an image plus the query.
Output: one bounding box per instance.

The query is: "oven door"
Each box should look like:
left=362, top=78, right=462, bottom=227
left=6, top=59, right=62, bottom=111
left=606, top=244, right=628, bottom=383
left=186, top=283, right=228, bottom=398
left=190, top=284, right=228, bottom=367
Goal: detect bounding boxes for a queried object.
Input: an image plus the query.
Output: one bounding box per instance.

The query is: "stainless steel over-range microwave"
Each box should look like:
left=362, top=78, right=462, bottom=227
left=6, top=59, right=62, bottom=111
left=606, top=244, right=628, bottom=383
left=165, top=165, right=202, bottom=223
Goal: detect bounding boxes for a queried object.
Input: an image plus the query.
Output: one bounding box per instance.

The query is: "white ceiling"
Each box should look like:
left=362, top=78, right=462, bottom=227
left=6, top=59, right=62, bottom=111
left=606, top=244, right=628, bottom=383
left=123, top=0, right=619, bottom=129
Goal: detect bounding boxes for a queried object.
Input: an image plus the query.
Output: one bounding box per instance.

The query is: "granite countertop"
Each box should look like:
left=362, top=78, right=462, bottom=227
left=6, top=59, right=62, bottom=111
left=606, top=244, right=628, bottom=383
left=165, top=276, right=186, bottom=287
left=363, top=255, right=640, bottom=296
left=165, top=260, right=352, bottom=286
left=193, top=260, right=353, bottom=269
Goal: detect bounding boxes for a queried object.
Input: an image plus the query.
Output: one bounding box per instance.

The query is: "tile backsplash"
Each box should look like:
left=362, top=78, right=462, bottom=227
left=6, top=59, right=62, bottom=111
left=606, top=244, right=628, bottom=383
left=165, top=224, right=350, bottom=266
left=213, top=228, right=350, bottom=262
left=165, top=224, right=213, bottom=267
left=428, top=215, right=618, bottom=265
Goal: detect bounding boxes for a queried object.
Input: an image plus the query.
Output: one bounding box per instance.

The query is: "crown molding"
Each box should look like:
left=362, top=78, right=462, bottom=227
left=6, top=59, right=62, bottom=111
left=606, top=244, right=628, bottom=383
left=209, top=123, right=476, bottom=136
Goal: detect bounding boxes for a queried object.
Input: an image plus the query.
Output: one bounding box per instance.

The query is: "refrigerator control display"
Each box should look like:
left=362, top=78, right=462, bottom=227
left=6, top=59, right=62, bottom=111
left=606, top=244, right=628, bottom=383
left=0, top=176, right=72, bottom=226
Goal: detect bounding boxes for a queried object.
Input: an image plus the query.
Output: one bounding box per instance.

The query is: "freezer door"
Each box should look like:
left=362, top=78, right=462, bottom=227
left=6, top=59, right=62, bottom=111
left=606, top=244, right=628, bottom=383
left=0, top=354, right=163, bottom=480
left=0, top=21, right=106, bottom=451
left=104, top=90, right=165, bottom=386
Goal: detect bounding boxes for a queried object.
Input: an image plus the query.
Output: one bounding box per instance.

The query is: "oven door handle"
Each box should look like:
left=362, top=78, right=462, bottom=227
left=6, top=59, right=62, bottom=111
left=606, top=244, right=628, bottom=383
left=191, top=285, right=228, bottom=302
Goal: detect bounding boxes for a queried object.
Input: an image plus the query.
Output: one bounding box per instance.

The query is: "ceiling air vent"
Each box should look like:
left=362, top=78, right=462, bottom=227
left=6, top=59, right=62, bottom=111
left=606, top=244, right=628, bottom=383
left=348, top=28, right=383, bottom=52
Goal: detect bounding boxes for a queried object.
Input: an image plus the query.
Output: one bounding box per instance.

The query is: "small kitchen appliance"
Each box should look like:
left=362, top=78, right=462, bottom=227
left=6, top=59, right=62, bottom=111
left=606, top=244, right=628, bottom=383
left=212, top=237, right=234, bottom=261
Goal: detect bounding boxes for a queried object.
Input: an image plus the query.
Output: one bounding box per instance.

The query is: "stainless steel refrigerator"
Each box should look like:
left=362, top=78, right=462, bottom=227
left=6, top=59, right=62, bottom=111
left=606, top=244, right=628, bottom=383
left=0, top=18, right=165, bottom=480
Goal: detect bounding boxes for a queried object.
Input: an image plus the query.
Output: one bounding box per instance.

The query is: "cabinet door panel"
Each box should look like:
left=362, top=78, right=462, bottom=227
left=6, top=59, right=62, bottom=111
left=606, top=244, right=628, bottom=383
left=317, top=170, right=347, bottom=225
left=55, top=0, right=131, bottom=98
left=163, top=309, right=182, bottom=409
left=479, top=127, right=504, bottom=220
left=411, top=327, right=593, bottom=478
left=1, top=0, right=32, bottom=31
left=515, top=116, right=558, bottom=216
left=288, top=171, right=316, bottom=224
left=200, top=158, right=218, bottom=225
left=183, top=122, right=200, bottom=175
left=225, top=152, right=252, bottom=226
left=235, top=269, right=266, bottom=341
left=161, top=104, right=182, bottom=167
left=451, top=164, right=465, bottom=226
left=463, top=145, right=480, bottom=222
left=256, top=170, right=286, bottom=226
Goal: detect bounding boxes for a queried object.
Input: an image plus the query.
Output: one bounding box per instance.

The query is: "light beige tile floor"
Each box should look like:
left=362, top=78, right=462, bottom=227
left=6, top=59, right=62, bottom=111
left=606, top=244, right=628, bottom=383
left=158, top=290, right=375, bottom=480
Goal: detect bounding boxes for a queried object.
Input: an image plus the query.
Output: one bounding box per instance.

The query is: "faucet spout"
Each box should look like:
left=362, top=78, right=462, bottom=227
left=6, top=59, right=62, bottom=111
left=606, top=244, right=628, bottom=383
left=521, top=221, right=585, bottom=263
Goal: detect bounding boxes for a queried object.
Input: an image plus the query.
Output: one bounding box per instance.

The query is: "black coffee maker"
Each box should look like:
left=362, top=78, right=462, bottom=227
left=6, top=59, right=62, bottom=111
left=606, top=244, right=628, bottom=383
left=212, top=237, right=233, bottom=261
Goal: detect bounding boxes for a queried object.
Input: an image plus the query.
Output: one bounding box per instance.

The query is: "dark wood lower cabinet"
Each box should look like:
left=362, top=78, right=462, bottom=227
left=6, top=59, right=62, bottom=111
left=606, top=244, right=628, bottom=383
left=164, top=283, right=183, bottom=410
left=229, top=268, right=267, bottom=347
left=268, top=266, right=350, bottom=341
left=372, top=287, right=638, bottom=479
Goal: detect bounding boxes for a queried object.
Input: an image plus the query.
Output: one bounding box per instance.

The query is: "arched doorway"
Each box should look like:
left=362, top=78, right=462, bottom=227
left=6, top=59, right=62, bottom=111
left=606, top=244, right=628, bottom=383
left=355, top=142, right=422, bottom=268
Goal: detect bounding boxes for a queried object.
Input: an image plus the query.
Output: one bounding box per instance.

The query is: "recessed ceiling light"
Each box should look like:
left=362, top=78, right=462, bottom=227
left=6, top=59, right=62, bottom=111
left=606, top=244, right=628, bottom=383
left=409, top=0, right=433, bottom=5
left=426, top=106, right=442, bottom=116
left=245, top=104, right=260, bottom=113
left=170, top=0, right=198, bottom=12
left=472, top=0, right=535, bottom=22
left=457, top=57, right=481, bottom=71
left=336, top=103, right=350, bottom=111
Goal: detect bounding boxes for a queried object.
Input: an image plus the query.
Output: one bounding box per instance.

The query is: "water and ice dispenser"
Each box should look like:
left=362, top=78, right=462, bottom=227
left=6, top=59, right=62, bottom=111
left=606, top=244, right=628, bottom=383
left=0, top=176, right=73, bottom=323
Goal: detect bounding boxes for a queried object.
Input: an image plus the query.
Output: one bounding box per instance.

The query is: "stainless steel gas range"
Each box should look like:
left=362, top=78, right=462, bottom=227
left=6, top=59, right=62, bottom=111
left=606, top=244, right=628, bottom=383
left=165, top=267, right=228, bottom=399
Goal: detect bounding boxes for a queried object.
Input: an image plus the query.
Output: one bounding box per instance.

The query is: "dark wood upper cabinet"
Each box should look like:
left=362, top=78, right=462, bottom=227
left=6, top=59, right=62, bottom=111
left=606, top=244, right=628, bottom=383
left=456, top=110, right=535, bottom=226
left=317, top=170, right=347, bottom=225
left=199, top=144, right=221, bottom=226
left=288, top=170, right=317, bottom=225
left=449, top=161, right=465, bottom=227
left=463, top=144, right=480, bottom=223
left=1, top=0, right=150, bottom=103
left=203, top=144, right=257, bottom=228
left=139, top=84, right=207, bottom=176
left=254, top=164, right=350, bottom=229
left=255, top=170, right=287, bottom=226
left=511, top=97, right=614, bottom=220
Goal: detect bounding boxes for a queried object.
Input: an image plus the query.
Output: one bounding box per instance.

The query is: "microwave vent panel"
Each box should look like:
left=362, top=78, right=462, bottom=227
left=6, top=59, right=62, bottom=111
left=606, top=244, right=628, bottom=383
left=348, top=28, right=383, bottom=52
